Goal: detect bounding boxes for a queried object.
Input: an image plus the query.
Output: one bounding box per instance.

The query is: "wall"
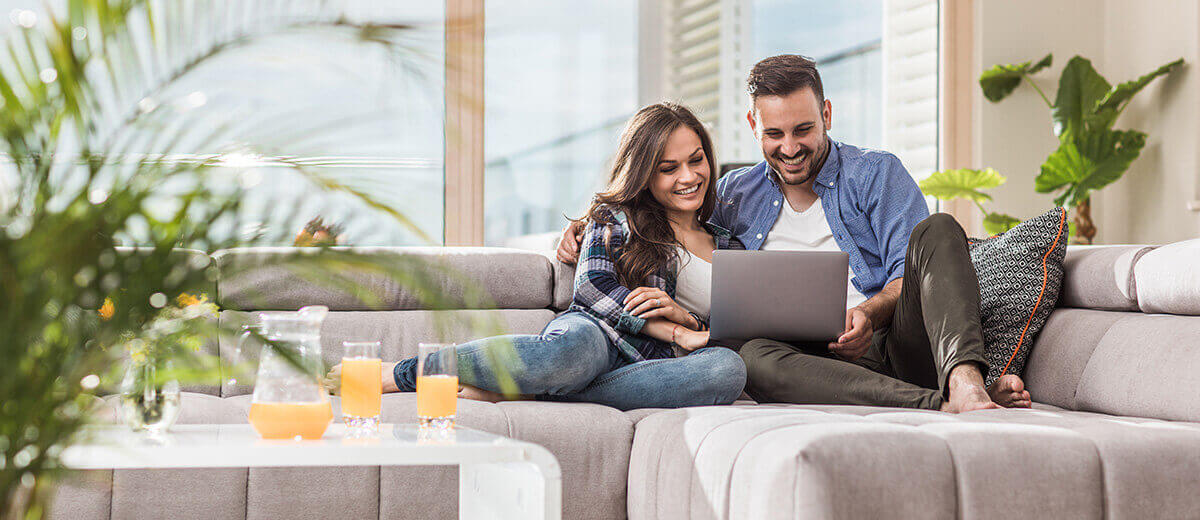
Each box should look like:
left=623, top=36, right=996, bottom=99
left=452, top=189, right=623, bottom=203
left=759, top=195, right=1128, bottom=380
left=973, top=0, right=1200, bottom=244
left=1095, top=0, right=1200, bottom=244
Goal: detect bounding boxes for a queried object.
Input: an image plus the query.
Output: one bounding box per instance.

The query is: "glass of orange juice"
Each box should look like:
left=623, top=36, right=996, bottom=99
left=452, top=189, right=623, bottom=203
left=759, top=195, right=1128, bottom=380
left=416, top=343, right=458, bottom=429
left=341, top=341, right=382, bottom=432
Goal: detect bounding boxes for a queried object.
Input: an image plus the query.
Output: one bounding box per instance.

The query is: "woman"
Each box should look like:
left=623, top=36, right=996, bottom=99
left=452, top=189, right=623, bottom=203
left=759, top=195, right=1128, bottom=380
left=340, top=103, right=745, bottom=411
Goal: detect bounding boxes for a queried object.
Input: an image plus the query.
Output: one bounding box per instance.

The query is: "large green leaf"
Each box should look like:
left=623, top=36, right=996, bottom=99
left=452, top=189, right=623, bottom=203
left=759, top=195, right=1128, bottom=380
left=917, top=168, right=1006, bottom=203
left=1051, top=56, right=1111, bottom=139
left=1036, top=129, right=1146, bottom=206
left=1092, top=58, right=1184, bottom=126
left=979, top=54, right=1052, bottom=102
left=982, top=212, right=1022, bottom=235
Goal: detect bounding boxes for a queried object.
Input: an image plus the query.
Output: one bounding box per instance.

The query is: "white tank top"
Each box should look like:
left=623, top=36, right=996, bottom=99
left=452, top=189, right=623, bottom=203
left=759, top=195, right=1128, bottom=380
left=674, top=247, right=712, bottom=321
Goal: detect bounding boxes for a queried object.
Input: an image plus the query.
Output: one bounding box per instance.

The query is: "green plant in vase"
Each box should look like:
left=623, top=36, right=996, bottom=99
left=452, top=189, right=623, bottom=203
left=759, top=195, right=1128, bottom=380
left=979, top=54, right=1184, bottom=243
left=112, top=293, right=219, bottom=434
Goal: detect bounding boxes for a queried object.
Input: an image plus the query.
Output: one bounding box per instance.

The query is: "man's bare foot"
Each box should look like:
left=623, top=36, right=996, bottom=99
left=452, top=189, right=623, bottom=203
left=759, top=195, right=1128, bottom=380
left=987, top=374, right=1032, bottom=408
left=940, top=363, right=1002, bottom=413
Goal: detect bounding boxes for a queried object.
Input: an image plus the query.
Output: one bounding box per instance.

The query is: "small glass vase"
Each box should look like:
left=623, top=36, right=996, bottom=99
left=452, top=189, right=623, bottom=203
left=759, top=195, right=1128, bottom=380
left=119, top=359, right=181, bottom=434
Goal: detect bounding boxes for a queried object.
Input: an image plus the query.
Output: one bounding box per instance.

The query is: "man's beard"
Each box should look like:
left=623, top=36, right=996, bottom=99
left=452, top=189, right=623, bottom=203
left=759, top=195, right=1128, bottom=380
left=770, top=135, right=827, bottom=186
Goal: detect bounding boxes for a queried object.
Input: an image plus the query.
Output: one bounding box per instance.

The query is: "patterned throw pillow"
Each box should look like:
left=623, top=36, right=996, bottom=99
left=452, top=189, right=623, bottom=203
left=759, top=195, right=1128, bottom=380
left=968, top=207, right=1069, bottom=386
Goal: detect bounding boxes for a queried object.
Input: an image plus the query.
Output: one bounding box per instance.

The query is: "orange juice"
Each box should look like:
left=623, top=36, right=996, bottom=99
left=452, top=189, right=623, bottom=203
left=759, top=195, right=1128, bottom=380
left=248, top=401, right=333, bottom=440
left=340, top=357, right=382, bottom=418
left=416, top=375, right=458, bottom=419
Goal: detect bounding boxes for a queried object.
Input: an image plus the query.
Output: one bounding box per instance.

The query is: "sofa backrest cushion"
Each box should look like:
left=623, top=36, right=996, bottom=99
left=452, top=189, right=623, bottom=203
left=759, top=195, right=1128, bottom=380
left=1133, top=239, right=1200, bottom=315
left=1074, top=314, right=1200, bottom=422
left=1057, top=245, right=1154, bottom=311
left=1021, top=308, right=1128, bottom=409
left=219, top=308, right=556, bottom=396
left=214, top=247, right=556, bottom=311
left=550, top=253, right=576, bottom=311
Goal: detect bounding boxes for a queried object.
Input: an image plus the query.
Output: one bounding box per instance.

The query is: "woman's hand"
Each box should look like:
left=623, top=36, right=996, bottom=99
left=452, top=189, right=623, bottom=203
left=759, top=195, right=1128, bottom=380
left=674, top=329, right=710, bottom=352
left=624, top=287, right=698, bottom=328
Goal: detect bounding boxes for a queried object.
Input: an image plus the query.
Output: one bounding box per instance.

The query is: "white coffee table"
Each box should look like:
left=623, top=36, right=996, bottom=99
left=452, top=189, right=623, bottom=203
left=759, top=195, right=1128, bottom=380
left=61, top=424, right=561, bottom=520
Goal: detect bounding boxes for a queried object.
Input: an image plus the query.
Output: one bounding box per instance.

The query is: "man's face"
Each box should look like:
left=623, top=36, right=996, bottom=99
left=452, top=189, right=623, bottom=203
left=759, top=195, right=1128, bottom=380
left=747, top=88, right=832, bottom=186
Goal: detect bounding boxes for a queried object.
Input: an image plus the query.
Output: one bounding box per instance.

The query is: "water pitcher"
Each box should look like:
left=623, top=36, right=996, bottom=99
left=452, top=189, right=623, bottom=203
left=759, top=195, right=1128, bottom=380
left=247, top=305, right=333, bottom=439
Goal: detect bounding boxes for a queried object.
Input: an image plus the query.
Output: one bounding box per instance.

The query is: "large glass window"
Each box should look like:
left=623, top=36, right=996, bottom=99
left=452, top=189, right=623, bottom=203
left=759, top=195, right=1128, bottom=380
left=2, top=1, right=447, bottom=246
left=483, top=0, right=638, bottom=247
left=483, top=0, right=939, bottom=247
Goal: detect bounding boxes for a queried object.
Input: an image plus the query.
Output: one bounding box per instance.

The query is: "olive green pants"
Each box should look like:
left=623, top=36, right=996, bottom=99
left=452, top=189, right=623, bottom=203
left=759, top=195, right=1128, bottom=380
left=738, top=214, right=988, bottom=410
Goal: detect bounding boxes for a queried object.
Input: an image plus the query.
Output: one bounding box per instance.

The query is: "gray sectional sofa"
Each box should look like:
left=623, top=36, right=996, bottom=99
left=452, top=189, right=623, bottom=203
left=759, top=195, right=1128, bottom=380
left=49, top=239, right=1200, bottom=519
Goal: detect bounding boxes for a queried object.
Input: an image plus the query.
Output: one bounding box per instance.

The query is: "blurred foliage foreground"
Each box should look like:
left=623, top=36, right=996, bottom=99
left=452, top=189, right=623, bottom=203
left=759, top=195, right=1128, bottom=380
left=0, top=2, right=512, bottom=517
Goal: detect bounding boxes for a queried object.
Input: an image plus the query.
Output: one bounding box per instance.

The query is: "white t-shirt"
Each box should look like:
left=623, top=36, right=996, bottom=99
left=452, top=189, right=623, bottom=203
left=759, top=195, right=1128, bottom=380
left=673, top=247, right=712, bottom=321
left=760, top=198, right=868, bottom=309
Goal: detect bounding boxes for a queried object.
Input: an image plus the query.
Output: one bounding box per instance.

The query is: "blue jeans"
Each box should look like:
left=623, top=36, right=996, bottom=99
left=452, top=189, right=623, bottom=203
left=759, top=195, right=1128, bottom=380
left=393, top=311, right=746, bottom=411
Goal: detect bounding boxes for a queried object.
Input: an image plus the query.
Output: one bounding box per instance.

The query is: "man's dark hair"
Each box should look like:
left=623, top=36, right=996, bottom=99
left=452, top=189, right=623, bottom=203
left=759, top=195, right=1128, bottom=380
left=746, top=54, right=824, bottom=105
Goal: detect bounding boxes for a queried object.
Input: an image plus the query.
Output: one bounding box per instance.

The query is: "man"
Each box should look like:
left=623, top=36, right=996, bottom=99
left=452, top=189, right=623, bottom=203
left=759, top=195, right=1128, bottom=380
left=558, top=54, right=1030, bottom=412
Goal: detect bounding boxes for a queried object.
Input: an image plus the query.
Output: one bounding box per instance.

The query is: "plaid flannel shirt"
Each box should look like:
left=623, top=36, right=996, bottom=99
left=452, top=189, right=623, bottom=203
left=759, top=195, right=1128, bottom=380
left=570, top=206, right=744, bottom=362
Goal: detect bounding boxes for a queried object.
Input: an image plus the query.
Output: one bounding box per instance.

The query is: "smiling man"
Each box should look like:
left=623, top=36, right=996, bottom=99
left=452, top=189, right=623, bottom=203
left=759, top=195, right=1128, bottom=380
left=559, top=54, right=1031, bottom=412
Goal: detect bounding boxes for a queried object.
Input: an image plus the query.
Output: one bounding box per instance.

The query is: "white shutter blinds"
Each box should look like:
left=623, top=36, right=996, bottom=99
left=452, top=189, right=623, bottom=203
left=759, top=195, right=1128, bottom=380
left=661, top=0, right=750, bottom=160
left=883, top=0, right=940, bottom=180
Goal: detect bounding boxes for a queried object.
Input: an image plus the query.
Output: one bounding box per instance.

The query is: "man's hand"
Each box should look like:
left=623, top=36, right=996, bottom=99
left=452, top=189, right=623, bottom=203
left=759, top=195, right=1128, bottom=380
left=829, top=308, right=873, bottom=361
left=555, top=220, right=586, bottom=264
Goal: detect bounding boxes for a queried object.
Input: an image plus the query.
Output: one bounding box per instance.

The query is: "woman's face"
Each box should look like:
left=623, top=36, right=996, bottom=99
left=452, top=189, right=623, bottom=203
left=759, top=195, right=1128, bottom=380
left=648, top=126, right=709, bottom=217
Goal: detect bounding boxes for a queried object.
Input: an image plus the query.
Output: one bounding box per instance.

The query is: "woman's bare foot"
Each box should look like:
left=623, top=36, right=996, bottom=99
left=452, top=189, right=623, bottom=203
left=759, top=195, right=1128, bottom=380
left=382, top=361, right=399, bottom=393
left=456, top=384, right=532, bottom=403
left=940, top=363, right=1002, bottom=413
left=987, top=374, right=1032, bottom=408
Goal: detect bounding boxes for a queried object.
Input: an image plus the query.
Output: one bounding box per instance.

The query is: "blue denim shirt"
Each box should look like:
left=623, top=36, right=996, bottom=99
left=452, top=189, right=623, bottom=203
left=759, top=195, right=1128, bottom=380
left=710, top=138, right=930, bottom=299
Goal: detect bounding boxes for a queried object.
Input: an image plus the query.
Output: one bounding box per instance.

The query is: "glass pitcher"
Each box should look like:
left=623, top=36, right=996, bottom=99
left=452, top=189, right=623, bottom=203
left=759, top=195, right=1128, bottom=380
left=247, top=305, right=334, bottom=440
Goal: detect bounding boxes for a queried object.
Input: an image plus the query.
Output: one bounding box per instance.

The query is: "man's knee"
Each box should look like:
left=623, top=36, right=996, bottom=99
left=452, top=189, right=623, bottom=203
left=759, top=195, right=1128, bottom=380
left=739, top=339, right=779, bottom=372
left=910, top=213, right=967, bottom=251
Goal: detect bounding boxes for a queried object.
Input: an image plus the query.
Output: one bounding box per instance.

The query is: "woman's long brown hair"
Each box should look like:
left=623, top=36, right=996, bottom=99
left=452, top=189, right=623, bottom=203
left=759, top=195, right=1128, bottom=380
left=583, top=102, right=718, bottom=288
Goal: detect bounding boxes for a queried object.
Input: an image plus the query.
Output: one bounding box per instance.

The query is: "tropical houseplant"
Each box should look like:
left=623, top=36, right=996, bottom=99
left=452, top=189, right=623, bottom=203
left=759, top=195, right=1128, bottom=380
left=0, top=2, right=513, bottom=517
left=976, top=54, right=1184, bottom=244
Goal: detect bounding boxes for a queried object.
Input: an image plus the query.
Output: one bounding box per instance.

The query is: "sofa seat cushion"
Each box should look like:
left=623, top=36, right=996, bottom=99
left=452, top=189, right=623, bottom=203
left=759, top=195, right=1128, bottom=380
left=629, top=405, right=1200, bottom=520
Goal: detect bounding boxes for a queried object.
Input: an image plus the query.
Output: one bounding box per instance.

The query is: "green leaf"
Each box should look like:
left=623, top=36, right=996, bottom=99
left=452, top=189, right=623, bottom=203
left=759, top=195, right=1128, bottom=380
left=917, top=168, right=1007, bottom=203
left=1052, top=56, right=1112, bottom=139
left=1092, top=58, right=1184, bottom=126
left=979, top=54, right=1052, bottom=102
left=1036, top=129, right=1146, bottom=207
left=983, top=212, right=1022, bottom=235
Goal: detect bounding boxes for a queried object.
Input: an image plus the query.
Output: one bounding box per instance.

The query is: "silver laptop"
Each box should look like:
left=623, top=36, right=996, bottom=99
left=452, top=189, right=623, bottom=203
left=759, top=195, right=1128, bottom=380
left=709, top=250, right=848, bottom=342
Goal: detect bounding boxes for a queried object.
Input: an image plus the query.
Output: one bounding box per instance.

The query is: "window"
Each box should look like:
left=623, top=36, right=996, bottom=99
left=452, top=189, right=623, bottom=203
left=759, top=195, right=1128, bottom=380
left=653, top=0, right=940, bottom=181
left=483, top=0, right=639, bottom=247
left=8, top=0, right=940, bottom=246
left=2, top=1, right=448, bottom=246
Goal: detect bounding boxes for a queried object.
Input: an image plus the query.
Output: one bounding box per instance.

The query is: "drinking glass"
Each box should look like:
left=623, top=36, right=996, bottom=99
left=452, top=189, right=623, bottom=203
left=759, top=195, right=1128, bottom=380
left=341, top=341, right=382, bottom=431
left=416, top=343, right=458, bottom=429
